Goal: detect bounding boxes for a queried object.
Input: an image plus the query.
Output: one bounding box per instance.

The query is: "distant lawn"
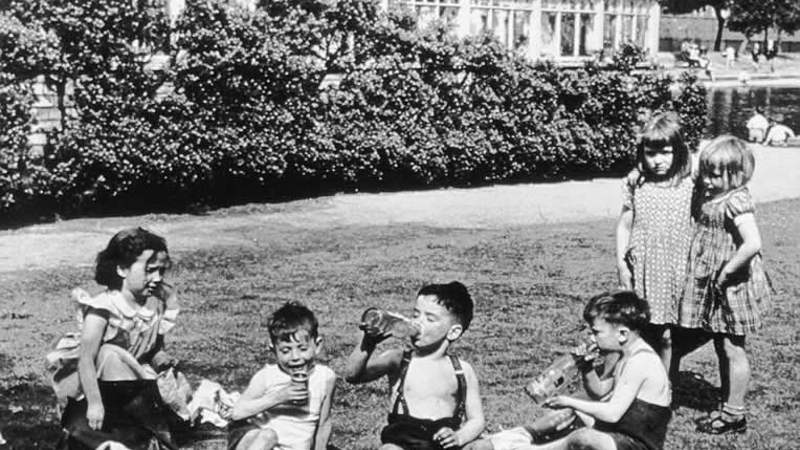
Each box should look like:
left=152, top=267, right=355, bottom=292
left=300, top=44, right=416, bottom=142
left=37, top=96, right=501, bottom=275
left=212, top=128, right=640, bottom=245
left=1, top=198, right=798, bottom=449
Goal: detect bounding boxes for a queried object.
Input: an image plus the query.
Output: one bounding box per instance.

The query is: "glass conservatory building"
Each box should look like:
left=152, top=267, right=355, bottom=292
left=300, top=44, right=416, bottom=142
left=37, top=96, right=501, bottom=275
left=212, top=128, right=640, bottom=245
left=385, top=0, right=661, bottom=60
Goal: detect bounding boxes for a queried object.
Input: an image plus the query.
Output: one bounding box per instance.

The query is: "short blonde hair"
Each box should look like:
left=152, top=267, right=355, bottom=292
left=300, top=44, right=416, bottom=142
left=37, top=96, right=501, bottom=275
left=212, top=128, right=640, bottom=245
left=699, top=135, right=755, bottom=191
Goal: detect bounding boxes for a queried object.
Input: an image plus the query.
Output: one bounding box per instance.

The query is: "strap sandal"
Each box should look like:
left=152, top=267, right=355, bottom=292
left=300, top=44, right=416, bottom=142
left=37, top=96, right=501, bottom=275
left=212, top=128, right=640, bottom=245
left=697, top=414, right=747, bottom=435
left=695, top=409, right=722, bottom=426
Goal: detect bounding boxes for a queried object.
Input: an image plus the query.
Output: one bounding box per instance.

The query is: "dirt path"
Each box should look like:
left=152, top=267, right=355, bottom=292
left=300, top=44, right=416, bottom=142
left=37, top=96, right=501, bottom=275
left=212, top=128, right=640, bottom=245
left=1, top=144, right=798, bottom=273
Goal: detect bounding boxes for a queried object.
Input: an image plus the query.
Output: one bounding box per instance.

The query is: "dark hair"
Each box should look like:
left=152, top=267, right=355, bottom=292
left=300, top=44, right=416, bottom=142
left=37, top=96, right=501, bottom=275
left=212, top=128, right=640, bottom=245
left=418, top=281, right=473, bottom=330
left=636, top=111, right=692, bottom=186
left=583, top=290, right=650, bottom=332
left=95, top=227, right=170, bottom=289
left=268, top=301, right=319, bottom=345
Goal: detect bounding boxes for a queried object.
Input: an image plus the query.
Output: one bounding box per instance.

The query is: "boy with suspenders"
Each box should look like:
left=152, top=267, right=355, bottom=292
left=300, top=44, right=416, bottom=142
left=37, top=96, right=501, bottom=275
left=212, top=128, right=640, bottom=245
left=345, top=282, right=486, bottom=449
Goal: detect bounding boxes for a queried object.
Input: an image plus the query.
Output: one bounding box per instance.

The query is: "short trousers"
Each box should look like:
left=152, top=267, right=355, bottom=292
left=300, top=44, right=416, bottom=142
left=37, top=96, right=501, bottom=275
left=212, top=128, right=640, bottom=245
left=380, top=413, right=460, bottom=450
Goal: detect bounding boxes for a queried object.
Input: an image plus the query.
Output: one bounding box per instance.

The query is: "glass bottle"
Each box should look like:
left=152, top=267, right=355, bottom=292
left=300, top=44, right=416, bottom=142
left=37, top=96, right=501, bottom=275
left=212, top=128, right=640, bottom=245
left=360, top=308, right=420, bottom=339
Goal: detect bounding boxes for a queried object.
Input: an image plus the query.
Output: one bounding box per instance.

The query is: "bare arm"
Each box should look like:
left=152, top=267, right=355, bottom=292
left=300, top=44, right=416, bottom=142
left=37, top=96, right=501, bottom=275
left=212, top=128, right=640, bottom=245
left=230, top=371, right=304, bottom=421
left=312, top=373, right=337, bottom=450
left=616, top=208, right=634, bottom=290
left=718, top=213, right=762, bottom=288
left=454, top=362, right=486, bottom=445
left=344, top=332, right=401, bottom=384
left=581, top=351, right=619, bottom=400
left=546, top=356, right=648, bottom=423
left=434, top=361, right=486, bottom=448
left=78, top=312, right=108, bottom=430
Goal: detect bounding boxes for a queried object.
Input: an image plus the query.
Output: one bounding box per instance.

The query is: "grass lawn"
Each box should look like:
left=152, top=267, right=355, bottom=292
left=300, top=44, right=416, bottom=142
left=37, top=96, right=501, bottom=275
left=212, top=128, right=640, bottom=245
left=1, top=198, right=798, bottom=449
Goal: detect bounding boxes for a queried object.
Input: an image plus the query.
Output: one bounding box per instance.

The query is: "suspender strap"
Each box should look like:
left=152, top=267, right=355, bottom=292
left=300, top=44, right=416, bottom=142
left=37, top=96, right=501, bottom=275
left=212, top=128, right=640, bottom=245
left=391, top=350, right=413, bottom=415
left=449, top=355, right=466, bottom=420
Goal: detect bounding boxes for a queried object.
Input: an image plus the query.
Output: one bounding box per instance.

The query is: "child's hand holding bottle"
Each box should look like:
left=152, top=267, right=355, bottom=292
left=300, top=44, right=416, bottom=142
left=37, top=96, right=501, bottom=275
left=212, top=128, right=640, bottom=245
left=571, top=342, right=602, bottom=372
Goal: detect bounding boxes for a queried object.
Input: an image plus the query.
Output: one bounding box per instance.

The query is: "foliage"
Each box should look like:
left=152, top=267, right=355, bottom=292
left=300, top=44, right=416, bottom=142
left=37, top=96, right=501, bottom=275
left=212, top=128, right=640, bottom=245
left=727, top=0, right=800, bottom=40
left=0, top=0, right=709, bottom=221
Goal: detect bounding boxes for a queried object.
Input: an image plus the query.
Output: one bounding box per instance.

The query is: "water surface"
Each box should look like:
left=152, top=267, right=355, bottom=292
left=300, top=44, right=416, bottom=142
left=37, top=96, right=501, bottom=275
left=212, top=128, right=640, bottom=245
left=706, top=86, right=800, bottom=139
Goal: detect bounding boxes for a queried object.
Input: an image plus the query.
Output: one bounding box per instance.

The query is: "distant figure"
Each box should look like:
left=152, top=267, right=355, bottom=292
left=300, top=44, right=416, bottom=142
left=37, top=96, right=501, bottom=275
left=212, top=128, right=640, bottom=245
left=745, top=107, right=768, bottom=142
left=699, top=46, right=714, bottom=81
left=765, top=39, right=777, bottom=73
left=763, top=116, right=796, bottom=146
left=737, top=71, right=750, bottom=86
left=750, top=42, right=761, bottom=70
left=725, top=46, right=736, bottom=68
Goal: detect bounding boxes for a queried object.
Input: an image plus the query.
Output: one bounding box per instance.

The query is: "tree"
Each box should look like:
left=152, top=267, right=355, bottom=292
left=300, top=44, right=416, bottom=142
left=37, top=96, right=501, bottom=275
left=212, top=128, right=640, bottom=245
left=727, top=0, right=800, bottom=48
left=661, top=0, right=730, bottom=51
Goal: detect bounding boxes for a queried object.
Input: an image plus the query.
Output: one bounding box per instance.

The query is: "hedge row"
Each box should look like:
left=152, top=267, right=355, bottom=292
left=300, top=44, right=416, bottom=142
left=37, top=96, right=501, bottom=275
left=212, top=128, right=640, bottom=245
left=0, top=0, right=707, bottom=221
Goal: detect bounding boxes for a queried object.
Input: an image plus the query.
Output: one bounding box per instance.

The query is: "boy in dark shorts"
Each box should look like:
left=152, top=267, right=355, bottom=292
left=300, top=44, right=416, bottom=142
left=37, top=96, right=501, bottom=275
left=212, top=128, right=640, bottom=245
left=539, top=290, right=672, bottom=450
left=345, top=281, right=485, bottom=449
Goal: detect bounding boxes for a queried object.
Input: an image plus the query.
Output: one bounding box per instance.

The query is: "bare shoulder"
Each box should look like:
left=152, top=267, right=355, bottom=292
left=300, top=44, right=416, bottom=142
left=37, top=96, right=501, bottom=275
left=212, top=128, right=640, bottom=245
left=455, top=358, right=480, bottom=382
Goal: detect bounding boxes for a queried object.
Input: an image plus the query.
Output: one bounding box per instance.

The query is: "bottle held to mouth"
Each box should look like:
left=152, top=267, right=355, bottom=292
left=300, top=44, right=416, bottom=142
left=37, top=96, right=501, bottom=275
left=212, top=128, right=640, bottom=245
left=360, top=308, right=421, bottom=339
left=524, top=341, right=599, bottom=403
left=290, top=370, right=309, bottom=405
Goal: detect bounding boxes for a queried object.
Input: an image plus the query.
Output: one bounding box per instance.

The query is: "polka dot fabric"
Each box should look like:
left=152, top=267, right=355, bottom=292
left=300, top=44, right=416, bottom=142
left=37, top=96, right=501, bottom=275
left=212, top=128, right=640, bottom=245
left=622, top=171, right=694, bottom=325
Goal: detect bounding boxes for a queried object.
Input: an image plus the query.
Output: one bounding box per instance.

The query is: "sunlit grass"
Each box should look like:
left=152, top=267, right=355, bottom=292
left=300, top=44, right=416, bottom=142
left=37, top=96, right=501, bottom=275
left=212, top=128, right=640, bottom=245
left=1, top=199, right=798, bottom=449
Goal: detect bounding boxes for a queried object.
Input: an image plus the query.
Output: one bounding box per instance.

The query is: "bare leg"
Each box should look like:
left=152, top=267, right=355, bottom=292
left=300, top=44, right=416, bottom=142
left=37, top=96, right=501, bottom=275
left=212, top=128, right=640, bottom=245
left=380, top=445, right=404, bottom=450
left=531, top=428, right=617, bottom=450
left=658, top=327, right=673, bottom=374
left=236, top=428, right=278, bottom=450
left=712, top=336, right=730, bottom=403
left=96, top=345, right=143, bottom=381
left=462, top=439, right=494, bottom=450
left=722, top=335, right=749, bottom=409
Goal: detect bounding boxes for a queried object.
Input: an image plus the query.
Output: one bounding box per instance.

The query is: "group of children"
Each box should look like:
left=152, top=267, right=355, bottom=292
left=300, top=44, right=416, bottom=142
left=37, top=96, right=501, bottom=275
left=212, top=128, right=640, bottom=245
left=47, top=111, right=771, bottom=450
left=745, top=107, right=796, bottom=146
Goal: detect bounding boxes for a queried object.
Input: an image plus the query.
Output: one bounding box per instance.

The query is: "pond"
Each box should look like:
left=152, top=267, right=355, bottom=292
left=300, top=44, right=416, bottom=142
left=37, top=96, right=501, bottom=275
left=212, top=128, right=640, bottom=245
left=705, top=86, right=800, bottom=139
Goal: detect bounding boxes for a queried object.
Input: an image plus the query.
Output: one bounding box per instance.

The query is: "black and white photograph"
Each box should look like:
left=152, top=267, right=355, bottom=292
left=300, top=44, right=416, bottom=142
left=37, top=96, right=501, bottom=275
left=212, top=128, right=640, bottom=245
left=1, top=0, right=799, bottom=448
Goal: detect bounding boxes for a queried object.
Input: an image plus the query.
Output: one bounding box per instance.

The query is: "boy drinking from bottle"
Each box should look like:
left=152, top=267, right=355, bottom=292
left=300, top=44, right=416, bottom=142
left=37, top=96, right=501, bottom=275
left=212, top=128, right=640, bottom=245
left=345, top=281, right=486, bottom=449
left=538, top=290, right=672, bottom=450
left=228, top=302, right=336, bottom=450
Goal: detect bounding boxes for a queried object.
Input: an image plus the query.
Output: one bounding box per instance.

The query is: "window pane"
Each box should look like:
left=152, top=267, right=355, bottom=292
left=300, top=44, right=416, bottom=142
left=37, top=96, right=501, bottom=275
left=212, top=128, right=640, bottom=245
left=493, top=8, right=510, bottom=47
left=541, top=11, right=558, bottom=56
left=578, top=13, right=594, bottom=56
left=561, top=12, right=575, bottom=56
left=513, top=10, right=532, bottom=53
left=635, top=15, right=648, bottom=49
left=622, top=15, right=633, bottom=44
left=603, top=14, right=617, bottom=52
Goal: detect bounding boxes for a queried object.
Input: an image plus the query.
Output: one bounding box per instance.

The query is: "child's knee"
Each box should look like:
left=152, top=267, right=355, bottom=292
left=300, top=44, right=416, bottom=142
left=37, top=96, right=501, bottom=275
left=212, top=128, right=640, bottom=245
left=565, top=428, right=595, bottom=448
left=660, top=328, right=673, bottom=347
left=249, top=428, right=278, bottom=449
left=722, top=337, right=747, bottom=359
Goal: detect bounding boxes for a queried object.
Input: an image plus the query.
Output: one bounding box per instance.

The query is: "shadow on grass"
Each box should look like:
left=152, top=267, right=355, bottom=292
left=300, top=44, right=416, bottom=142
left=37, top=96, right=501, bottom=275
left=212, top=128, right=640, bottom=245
left=0, top=382, right=63, bottom=448
left=672, top=370, right=720, bottom=413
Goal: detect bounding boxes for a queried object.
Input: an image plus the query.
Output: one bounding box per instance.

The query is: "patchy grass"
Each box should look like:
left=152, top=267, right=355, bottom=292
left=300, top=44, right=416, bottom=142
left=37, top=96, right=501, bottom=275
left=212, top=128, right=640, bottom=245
left=1, top=199, right=798, bottom=449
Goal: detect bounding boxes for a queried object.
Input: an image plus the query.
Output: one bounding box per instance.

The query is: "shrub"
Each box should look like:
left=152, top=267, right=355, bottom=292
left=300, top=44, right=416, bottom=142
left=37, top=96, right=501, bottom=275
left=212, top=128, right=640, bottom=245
left=0, top=0, right=709, bottom=221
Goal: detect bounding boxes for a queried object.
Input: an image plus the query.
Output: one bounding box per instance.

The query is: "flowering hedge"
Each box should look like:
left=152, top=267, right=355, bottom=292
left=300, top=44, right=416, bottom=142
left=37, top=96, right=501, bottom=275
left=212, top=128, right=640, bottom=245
left=0, top=0, right=707, bottom=221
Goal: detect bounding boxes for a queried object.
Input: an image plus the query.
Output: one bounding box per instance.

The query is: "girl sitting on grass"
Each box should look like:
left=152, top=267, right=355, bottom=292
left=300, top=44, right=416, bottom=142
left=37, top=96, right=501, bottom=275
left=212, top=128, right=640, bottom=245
left=679, top=136, right=771, bottom=434
left=47, top=227, right=180, bottom=449
left=616, top=111, right=694, bottom=379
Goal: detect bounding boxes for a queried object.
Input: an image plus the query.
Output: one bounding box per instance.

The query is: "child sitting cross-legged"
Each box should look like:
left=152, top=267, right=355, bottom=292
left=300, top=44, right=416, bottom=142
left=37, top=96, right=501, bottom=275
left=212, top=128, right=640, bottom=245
left=345, top=281, right=486, bottom=449
left=227, top=301, right=336, bottom=450
left=533, top=290, right=672, bottom=450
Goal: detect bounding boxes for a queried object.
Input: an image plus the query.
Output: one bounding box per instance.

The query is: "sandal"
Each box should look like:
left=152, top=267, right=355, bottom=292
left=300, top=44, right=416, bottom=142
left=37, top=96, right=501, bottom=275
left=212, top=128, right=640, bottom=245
left=697, top=414, right=747, bottom=435
left=695, top=409, right=722, bottom=426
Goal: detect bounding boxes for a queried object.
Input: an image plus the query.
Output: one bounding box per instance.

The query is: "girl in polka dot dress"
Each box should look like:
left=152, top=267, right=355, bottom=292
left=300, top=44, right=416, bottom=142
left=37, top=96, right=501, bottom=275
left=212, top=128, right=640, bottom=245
left=682, top=136, right=770, bottom=435
left=616, top=112, right=694, bottom=378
